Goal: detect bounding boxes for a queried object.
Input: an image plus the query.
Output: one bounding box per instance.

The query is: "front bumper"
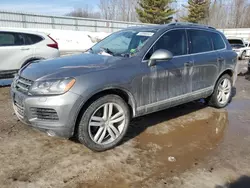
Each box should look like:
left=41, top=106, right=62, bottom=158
left=11, top=87, right=83, bottom=138
left=234, top=51, right=242, bottom=58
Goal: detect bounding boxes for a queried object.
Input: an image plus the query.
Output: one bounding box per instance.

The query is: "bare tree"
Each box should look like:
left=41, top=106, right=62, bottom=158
left=199, top=0, right=250, bottom=29
left=98, top=0, right=138, bottom=22
left=66, top=5, right=101, bottom=19
left=233, top=0, right=248, bottom=28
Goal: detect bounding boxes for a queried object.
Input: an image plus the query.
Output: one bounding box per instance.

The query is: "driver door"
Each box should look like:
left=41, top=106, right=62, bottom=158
left=137, top=29, right=193, bottom=113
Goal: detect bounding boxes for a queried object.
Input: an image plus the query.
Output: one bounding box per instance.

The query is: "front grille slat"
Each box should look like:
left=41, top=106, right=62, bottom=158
left=30, top=107, right=59, bottom=121
left=16, top=83, right=29, bottom=92
left=15, top=76, right=33, bottom=94
left=18, top=78, right=32, bottom=86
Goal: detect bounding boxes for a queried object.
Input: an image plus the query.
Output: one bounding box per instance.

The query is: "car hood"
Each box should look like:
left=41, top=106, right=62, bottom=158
left=20, top=53, right=123, bottom=80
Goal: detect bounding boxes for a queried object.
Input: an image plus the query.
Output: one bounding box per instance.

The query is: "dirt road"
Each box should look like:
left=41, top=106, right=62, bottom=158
left=0, top=65, right=250, bottom=188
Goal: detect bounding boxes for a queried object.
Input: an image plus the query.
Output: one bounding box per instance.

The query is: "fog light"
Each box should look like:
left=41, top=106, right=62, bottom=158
left=47, top=130, right=56, bottom=137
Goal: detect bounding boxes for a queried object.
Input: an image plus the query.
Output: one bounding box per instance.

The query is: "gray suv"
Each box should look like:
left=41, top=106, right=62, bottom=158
left=11, top=23, right=237, bottom=151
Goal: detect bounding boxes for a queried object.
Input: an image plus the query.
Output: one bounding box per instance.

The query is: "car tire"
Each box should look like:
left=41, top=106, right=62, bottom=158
left=207, top=74, right=232, bottom=108
left=77, top=95, right=130, bottom=152
left=240, top=51, right=246, bottom=60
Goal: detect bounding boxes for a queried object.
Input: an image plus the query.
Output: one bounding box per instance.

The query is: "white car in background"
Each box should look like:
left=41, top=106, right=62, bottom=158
left=227, top=37, right=249, bottom=60
left=0, top=28, right=60, bottom=79
left=244, top=41, right=250, bottom=56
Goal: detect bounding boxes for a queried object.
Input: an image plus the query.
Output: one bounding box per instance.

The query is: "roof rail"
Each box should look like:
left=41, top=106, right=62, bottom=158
left=168, top=22, right=216, bottom=30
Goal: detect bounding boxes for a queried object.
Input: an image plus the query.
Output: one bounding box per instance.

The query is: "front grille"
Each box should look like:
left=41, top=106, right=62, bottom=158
left=14, top=102, right=24, bottom=118
left=30, top=108, right=59, bottom=121
left=15, top=76, right=33, bottom=94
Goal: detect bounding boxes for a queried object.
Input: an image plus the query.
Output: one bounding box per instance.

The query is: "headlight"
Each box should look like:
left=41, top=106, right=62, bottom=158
left=29, top=78, right=76, bottom=95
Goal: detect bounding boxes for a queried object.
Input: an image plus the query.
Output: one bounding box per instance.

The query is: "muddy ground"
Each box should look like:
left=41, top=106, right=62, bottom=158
left=0, top=61, right=250, bottom=188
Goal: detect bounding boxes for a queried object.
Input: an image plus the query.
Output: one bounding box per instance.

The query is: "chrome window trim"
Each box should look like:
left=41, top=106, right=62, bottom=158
left=142, top=27, right=227, bottom=63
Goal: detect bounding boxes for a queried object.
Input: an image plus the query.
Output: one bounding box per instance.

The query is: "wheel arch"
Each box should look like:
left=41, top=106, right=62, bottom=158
left=21, top=57, right=45, bottom=68
left=214, top=69, right=234, bottom=90
left=73, top=87, right=137, bottom=135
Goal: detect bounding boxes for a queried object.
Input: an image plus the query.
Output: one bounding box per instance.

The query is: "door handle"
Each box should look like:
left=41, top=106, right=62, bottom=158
left=217, top=57, right=224, bottom=62
left=21, top=48, right=30, bottom=51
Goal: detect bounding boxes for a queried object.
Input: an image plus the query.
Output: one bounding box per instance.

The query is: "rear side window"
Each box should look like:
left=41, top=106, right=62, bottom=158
left=210, top=32, right=225, bottom=50
left=188, top=30, right=213, bottom=54
left=144, top=29, right=187, bottom=60
left=0, top=32, right=25, bottom=46
left=24, top=34, right=43, bottom=45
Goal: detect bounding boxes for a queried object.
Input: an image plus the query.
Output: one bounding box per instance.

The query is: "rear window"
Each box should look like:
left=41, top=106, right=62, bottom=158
left=228, top=39, right=244, bottom=45
left=0, top=32, right=25, bottom=46
left=24, top=34, right=43, bottom=45
left=210, top=32, right=225, bottom=50
left=188, top=30, right=213, bottom=53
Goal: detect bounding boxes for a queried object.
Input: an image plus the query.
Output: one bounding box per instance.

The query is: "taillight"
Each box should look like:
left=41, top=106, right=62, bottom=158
left=47, top=35, right=58, bottom=49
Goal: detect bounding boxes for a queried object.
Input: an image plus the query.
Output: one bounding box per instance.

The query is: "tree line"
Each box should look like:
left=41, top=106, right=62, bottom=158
left=66, top=0, right=250, bottom=28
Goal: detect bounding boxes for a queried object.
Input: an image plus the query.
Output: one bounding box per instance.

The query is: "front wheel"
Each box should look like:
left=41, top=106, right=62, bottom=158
left=77, top=95, right=130, bottom=152
left=240, top=51, right=246, bottom=60
left=207, top=74, right=232, bottom=108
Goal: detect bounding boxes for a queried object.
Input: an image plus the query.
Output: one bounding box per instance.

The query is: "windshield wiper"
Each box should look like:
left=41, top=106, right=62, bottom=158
left=100, top=47, right=114, bottom=56
left=87, top=48, right=93, bottom=53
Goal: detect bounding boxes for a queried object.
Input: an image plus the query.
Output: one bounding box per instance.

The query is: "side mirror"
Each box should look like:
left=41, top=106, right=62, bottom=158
left=148, top=49, right=173, bottom=67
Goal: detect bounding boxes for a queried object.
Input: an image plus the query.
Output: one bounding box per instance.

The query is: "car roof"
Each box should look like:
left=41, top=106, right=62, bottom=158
left=0, top=27, right=49, bottom=36
left=124, top=22, right=216, bottom=32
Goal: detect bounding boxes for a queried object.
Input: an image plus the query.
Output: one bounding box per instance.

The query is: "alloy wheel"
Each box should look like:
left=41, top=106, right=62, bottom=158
left=88, top=103, right=125, bottom=145
left=217, top=78, right=232, bottom=105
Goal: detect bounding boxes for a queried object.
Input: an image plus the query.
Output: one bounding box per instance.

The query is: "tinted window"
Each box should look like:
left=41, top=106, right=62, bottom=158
left=0, top=32, right=25, bottom=46
left=145, top=29, right=187, bottom=60
left=210, top=32, right=225, bottom=50
left=188, top=30, right=213, bottom=53
left=25, top=34, right=43, bottom=45
left=228, top=39, right=244, bottom=45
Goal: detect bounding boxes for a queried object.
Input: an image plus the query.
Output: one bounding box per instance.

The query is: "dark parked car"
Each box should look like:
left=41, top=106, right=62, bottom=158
left=11, top=23, right=238, bottom=151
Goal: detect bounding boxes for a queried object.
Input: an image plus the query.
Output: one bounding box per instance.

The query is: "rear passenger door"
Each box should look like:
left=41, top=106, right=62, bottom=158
left=187, top=29, right=219, bottom=92
left=23, top=33, right=44, bottom=57
left=0, top=32, right=33, bottom=71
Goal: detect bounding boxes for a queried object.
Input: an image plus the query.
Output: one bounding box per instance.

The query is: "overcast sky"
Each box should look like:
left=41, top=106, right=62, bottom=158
left=1, top=0, right=100, bottom=15
left=1, top=0, right=188, bottom=16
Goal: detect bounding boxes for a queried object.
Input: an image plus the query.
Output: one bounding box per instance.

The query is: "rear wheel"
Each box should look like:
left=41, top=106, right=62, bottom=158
left=77, top=95, right=130, bottom=152
left=207, top=74, right=232, bottom=108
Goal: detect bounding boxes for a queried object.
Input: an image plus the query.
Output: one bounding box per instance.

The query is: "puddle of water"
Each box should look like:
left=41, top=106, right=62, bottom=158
left=133, top=110, right=228, bottom=183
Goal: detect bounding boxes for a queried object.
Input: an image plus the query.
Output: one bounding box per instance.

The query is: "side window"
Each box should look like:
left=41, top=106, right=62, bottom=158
left=0, top=32, right=25, bottom=46
left=25, top=34, right=43, bottom=45
left=144, top=29, right=187, bottom=60
left=210, top=32, right=225, bottom=50
left=188, top=30, right=213, bottom=53
left=0, top=33, right=15, bottom=46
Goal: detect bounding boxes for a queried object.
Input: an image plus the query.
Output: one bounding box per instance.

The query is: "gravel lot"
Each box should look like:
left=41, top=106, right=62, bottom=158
left=0, top=60, right=249, bottom=188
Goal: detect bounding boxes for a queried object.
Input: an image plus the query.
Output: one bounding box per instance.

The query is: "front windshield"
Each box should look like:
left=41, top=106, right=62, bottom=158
left=89, top=29, right=156, bottom=57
